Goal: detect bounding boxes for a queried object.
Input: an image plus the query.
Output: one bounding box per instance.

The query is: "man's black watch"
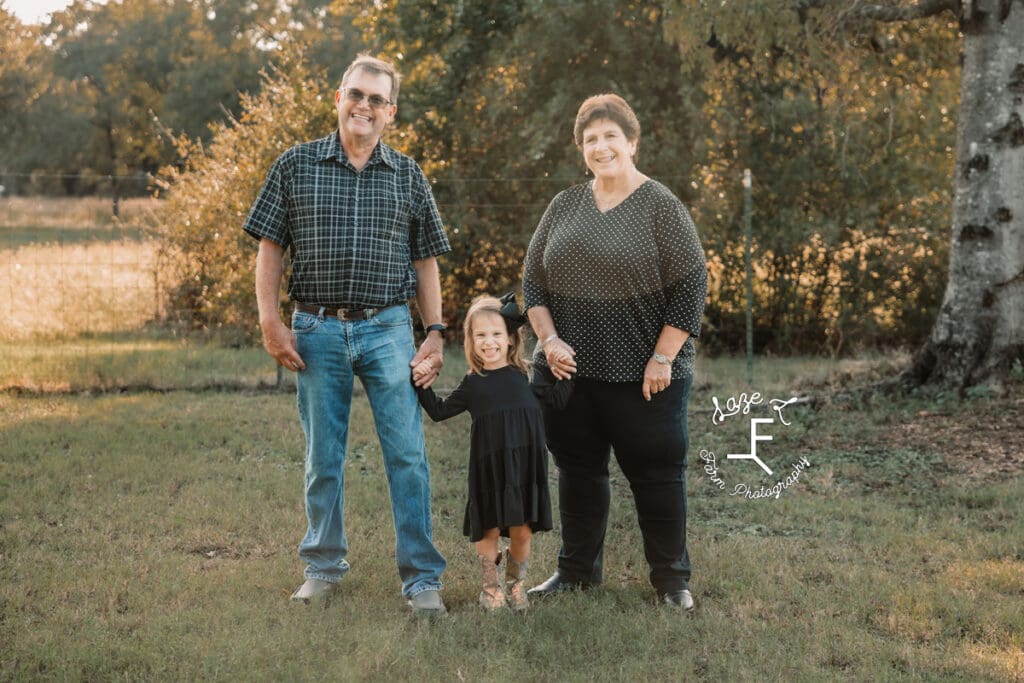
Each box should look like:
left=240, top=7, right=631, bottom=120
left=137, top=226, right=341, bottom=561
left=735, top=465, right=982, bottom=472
left=425, top=323, right=447, bottom=336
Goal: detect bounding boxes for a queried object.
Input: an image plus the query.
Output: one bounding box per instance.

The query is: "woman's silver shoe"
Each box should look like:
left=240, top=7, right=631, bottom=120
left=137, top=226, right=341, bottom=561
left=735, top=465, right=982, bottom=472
left=662, top=589, right=694, bottom=611
left=527, top=571, right=594, bottom=596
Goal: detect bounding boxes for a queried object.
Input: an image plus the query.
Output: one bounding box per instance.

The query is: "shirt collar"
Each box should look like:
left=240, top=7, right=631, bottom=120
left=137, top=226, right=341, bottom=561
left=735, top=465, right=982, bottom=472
left=317, top=131, right=399, bottom=170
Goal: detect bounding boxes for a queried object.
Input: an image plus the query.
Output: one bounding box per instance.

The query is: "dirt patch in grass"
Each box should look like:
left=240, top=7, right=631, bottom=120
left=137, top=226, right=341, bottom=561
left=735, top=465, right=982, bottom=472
left=788, top=375, right=1024, bottom=484
left=882, top=397, right=1024, bottom=482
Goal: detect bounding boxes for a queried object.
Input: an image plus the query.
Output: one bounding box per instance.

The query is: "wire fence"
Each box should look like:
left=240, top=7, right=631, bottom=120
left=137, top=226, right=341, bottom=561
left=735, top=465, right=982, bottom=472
left=0, top=172, right=152, bottom=203
left=0, top=171, right=715, bottom=393
left=0, top=175, right=573, bottom=393
left=0, top=191, right=282, bottom=392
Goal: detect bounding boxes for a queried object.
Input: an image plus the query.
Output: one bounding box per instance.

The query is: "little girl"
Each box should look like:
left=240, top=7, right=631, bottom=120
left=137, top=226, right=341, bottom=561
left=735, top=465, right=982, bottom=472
left=413, top=294, right=552, bottom=611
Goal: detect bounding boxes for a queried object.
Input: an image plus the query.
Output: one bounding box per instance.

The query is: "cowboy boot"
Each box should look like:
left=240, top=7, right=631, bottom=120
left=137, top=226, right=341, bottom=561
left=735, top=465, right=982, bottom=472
left=478, top=554, right=506, bottom=612
left=505, top=550, right=529, bottom=611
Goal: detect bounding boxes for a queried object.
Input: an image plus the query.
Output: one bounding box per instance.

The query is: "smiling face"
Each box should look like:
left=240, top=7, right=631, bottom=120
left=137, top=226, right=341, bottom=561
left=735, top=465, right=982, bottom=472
left=335, top=67, right=396, bottom=146
left=469, top=311, right=510, bottom=371
left=580, top=118, right=638, bottom=182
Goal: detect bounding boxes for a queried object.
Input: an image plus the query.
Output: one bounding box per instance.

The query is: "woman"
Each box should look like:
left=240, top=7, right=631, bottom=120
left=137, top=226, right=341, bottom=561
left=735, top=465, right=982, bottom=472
left=522, top=94, right=706, bottom=610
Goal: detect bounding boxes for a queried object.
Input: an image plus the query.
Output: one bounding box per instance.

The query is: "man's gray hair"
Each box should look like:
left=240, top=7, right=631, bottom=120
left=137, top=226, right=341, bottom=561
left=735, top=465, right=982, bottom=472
left=340, top=54, right=401, bottom=103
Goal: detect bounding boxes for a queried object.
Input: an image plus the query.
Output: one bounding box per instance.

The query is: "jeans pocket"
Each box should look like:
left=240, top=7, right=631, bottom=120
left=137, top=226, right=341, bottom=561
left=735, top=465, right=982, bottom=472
left=370, top=304, right=411, bottom=329
left=292, top=311, right=322, bottom=334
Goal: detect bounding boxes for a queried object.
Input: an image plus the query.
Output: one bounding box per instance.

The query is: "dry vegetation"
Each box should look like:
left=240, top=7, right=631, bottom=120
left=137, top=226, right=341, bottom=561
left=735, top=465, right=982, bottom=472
left=0, top=197, right=165, bottom=340
left=0, top=196, right=159, bottom=230
left=0, top=240, right=163, bottom=339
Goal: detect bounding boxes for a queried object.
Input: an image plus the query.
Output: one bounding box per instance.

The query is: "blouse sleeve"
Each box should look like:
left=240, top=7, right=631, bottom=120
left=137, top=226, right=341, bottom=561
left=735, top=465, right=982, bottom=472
left=522, top=193, right=563, bottom=311
left=654, top=192, right=707, bottom=336
left=415, top=376, right=470, bottom=422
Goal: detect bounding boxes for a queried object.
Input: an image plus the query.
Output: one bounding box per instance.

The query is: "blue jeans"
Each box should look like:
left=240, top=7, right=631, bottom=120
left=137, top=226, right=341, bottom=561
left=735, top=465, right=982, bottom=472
left=292, top=304, right=446, bottom=597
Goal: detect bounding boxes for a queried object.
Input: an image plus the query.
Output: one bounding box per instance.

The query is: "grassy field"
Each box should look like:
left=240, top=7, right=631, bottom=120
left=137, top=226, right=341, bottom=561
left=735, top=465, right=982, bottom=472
left=3, top=197, right=1022, bottom=679
left=2, top=355, right=1022, bottom=681
left=0, top=197, right=164, bottom=342
left=0, top=197, right=159, bottom=233
left=0, top=333, right=279, bottom=393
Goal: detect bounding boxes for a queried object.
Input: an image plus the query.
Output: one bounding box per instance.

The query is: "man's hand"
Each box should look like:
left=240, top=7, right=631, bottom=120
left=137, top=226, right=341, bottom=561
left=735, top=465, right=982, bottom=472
left=411, top=256, right=445, bottom=389
left=410, top=333, right=444, bottom=388
left=255, top=239, right=304, bottom=372
left=262, top=318, right=305, bottom=372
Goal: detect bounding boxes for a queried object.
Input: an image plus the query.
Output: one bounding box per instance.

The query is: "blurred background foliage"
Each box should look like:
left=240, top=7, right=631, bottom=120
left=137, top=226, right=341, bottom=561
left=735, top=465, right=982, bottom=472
left=0, top=0, right=960, bottom=354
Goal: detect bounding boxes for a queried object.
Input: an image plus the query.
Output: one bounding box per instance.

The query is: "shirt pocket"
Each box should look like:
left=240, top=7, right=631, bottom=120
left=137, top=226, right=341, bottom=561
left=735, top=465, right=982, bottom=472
left=366, top=173, right=414, bottom=245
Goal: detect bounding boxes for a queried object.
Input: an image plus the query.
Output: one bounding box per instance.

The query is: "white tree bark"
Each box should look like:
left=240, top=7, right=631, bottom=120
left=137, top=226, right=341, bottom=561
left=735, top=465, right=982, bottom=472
left=907, top=0, right=1024, bottom=389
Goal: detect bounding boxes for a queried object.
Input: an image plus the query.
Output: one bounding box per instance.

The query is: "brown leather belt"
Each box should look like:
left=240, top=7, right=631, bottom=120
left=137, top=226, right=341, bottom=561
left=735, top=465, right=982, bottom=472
left=294, top=302, right=398, bottom=321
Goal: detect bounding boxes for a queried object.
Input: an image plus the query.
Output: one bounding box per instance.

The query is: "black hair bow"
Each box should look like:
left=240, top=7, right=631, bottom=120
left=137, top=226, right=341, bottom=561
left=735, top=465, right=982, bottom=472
left=498, top=291, right=528, bottom=335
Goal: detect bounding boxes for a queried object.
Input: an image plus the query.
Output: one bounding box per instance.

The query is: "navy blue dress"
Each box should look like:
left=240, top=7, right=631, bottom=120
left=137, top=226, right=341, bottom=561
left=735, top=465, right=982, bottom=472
left=416, top=366, right=553, bottom=542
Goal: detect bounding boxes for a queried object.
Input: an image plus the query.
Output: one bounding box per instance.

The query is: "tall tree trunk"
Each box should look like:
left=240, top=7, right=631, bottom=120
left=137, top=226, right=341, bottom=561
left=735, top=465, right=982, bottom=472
left=905, top=0, right=1024, bottom=389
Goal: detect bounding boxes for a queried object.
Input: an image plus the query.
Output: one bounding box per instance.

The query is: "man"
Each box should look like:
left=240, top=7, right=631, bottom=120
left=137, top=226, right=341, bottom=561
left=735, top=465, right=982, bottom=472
left=244, top=54, right=449, bottom=616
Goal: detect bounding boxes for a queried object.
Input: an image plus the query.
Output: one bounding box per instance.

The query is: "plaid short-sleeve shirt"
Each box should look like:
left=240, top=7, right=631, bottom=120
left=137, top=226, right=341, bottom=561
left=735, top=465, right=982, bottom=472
left=243, top=132, right=450, bottom=308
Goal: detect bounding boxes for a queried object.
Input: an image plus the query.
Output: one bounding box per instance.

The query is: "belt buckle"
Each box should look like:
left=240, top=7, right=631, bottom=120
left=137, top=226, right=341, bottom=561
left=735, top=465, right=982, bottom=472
left=338, top=307, right=369, bottom=321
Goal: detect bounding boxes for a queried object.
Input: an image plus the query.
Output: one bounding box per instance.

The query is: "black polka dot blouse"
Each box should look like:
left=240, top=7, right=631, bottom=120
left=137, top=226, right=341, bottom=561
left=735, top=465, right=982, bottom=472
left=522, top=180, right=707, bottom=382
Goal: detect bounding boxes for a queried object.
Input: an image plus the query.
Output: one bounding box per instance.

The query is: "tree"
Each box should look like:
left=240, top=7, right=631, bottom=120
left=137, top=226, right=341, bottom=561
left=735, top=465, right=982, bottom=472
left=154, top=0, right=974, bottom=353
left=14, top=0, right=278, bottom=205
left=0, top=6, right=49, bottom=187
left=158, top=0, right=278, bottom=143
left=666, top=0, right=1023, bottom=388
left=667, top=3, right=958, bottom=355
left=903, top=0, right=1024, bottom=389
left=358, top=0, right=704, bottom=328
left=45, top=0, right=193, bottom=207
left=155, top=51, right=337, bottom=337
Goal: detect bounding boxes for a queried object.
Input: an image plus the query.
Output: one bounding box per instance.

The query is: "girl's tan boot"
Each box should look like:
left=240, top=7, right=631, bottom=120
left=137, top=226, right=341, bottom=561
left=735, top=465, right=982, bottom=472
left=478, top=554, right=507, bottom=612
left=505, top=550, right=529, bottom=611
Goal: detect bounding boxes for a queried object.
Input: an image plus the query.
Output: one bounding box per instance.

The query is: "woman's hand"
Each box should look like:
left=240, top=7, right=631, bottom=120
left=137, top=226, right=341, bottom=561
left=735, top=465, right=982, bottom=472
left=544, top=337, right=577, bottom=380
left=642, top=358, right=672, bottom=401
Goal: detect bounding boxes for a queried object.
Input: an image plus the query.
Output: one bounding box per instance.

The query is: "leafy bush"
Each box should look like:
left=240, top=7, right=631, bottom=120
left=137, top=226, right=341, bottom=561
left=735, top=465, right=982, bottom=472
left=155, top=52, right=334, bottom=340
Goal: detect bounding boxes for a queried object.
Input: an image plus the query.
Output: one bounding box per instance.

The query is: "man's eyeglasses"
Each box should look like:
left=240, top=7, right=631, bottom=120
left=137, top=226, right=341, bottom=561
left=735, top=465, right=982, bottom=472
left=341, top=88, right=392, bottom=109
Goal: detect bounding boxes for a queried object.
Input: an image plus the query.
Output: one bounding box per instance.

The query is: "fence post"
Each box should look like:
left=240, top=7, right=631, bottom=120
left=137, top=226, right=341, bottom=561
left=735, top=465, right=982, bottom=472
left=743, top=169, right=753, bottom=386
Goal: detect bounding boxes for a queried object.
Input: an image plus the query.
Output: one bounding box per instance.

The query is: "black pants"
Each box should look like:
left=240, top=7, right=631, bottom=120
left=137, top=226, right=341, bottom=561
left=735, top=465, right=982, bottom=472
left=543, top=375, right=692, bottom=596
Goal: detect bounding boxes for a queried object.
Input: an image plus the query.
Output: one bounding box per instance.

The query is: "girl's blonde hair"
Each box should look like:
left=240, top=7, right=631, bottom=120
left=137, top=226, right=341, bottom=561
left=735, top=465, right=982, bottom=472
left=463, top=295, right=529, bottom=375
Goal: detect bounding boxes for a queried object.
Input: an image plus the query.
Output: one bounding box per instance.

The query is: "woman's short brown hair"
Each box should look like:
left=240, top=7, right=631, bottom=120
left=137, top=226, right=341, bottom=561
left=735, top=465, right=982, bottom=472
left=573, top=93, right=641, bottom=150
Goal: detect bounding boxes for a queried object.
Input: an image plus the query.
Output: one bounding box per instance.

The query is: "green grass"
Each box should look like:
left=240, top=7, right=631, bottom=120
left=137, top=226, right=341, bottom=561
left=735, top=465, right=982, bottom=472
left=1, top=330, right=903, bottom=395
left=2, top=199, right=1018, bottom=679
left=0, top=332, right=281, bottom=392
left=2, top=358, right=1022, bottom=681
left=0, top=193, right=155, bottom=248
